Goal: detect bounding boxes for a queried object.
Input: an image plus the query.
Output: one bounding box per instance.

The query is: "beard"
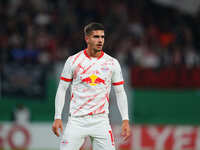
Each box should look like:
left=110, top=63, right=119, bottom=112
left=94, top=48, right=101, bottom=52
left=95, top=44, right=103, bottom=51
left=93, top=46, right=102, bottom=52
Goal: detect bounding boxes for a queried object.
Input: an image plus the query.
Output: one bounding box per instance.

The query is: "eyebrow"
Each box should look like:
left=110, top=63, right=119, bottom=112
left=93, top=35, right=105, bottom=38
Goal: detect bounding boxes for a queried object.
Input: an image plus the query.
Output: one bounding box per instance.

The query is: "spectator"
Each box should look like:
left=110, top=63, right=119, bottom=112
left=12, top=104, right=31, bottom=125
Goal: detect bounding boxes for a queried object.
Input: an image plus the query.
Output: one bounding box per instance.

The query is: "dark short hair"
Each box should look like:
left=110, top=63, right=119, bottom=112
left=84, top=22, right=104, bottom=36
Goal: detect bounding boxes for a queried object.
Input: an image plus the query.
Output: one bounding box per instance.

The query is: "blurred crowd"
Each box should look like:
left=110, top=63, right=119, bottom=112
left=1, top=0, right=200, bottom=68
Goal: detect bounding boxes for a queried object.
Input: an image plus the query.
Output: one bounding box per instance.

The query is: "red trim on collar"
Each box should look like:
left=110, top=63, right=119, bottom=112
left=84, top=49, right=90, bottom=59
left=84, top=49, right=104, bottom=60
left=98, top=50, right=104, bottom=60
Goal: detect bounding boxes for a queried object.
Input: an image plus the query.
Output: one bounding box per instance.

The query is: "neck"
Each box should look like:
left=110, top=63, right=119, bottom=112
left=87, top=46, right=102, bottom=58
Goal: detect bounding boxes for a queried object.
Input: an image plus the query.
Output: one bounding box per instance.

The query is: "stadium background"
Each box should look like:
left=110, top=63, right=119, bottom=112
left=1, top=0, right=200, bottom=150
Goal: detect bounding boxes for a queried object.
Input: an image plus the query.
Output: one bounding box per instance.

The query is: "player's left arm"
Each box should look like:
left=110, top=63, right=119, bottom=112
left=113, top=85, right=131, bottom=141
left=112, top=59, right=131, bottom=140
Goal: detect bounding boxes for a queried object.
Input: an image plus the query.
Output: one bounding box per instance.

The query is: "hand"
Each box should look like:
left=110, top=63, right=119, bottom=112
left=121, top=120, right=131, bottom=141
left=52, top=119, right=63, bottom=137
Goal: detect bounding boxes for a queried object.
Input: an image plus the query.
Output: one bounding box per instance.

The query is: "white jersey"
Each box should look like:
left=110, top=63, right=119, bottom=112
left=60, top=49, right=124, bottom=117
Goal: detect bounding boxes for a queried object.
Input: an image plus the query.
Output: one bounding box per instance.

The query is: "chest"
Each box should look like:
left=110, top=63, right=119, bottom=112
left=72, top=58, right=114, bottom=83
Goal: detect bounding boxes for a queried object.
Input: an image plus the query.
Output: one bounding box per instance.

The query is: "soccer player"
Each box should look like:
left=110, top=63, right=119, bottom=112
left=52, top=22, right=130, bottom=150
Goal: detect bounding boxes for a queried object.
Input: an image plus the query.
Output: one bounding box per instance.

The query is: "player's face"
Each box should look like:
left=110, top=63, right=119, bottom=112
left=86, top=30, right=105, bottom=52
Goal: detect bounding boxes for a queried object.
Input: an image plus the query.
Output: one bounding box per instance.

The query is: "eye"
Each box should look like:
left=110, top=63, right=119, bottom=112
left=93, top=35, right=99, bottom=38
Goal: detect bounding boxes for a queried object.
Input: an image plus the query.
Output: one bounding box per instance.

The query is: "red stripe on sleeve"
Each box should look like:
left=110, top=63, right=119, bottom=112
left=60, top=77, right=72, bottom=82
left=112, top=81, right=124, bottom=86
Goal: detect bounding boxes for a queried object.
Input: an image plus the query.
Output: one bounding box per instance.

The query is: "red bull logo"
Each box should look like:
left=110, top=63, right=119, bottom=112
left=82, top=74, right=105, bottom=86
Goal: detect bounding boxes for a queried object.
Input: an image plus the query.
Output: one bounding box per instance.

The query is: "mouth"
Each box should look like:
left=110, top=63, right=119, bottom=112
left=97, top=44, right=102, bottom=48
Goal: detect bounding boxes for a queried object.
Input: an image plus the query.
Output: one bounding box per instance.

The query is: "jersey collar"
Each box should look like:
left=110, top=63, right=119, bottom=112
left=84, top=49, right=104, bottom=60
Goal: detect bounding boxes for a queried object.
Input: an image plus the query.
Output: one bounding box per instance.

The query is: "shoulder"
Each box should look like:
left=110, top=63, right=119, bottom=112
left=103, top=52, right=117, bottom=62
left=102, top=52, right=121, bottom=69
left=104, top=52, right=120, bottom=65
left=70, top=50, right=84, bottom=60
left=65, top=50, right=84, bottom=64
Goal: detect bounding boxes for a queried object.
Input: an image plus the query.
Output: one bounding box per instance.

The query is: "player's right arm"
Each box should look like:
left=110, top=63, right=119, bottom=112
left=52, top=80, right=70, bottom=136
left=52, top=57, right=73, bottom=137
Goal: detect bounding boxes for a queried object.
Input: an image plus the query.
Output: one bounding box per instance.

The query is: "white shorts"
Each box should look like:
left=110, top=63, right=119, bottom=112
left=60, top=114, right=116, bottom=150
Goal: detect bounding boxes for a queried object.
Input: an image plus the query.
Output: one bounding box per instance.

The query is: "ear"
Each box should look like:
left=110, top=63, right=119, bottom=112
left=85, top=36, right=89, bottom=43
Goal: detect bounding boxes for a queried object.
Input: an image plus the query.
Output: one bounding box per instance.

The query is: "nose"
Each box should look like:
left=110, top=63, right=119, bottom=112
left=99, top=37, right=103, bottom=43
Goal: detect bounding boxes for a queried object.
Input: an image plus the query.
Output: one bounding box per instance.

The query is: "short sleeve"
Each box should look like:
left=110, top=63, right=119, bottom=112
left=111, top=59, right=124, bottom=86
left=60, top=57, right=73, bottom=82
